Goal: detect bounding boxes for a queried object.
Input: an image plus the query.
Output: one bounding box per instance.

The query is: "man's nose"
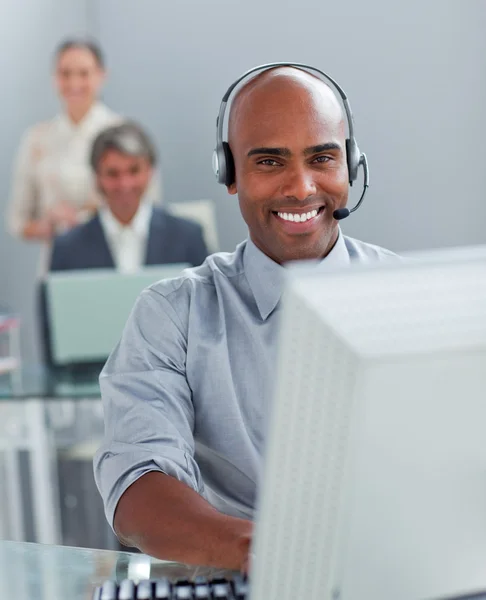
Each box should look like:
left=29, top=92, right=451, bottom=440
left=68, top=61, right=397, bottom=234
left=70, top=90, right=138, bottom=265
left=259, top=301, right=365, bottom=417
left=280, top=165, right=317, bottom=201
left=117, top=174, right=135, bottom=190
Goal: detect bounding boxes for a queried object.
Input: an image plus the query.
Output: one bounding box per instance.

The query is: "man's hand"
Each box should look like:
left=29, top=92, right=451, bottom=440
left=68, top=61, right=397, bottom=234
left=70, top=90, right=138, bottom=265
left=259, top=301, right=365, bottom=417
left=239, top=545, right=253, bottom=575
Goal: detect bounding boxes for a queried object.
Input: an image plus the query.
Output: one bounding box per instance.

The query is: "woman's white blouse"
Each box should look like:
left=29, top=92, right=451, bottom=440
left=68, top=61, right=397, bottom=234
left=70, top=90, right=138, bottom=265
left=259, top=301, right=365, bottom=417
left=8, top=103, right=121, bottom=236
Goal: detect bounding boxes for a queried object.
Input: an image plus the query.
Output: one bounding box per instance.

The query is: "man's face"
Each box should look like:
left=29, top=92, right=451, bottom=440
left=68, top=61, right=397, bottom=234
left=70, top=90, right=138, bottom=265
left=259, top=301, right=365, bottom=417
left=96, top=150, right=153, bottom=224
left=228, top=70, right=349, bottom=264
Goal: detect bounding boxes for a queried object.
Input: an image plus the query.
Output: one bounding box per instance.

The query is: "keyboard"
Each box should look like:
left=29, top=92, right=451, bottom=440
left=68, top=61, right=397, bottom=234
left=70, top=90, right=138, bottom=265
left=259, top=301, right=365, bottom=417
left=93, top=575, right=248, bottom=600
left=93, top=577, right=486, bottom=600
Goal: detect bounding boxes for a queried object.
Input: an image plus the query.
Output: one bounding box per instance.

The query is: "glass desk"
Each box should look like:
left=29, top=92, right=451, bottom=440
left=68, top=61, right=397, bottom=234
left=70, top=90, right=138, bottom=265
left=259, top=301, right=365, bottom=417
left=0, top=541, right=236, bottom=600
left=0, top=365, right=105, bottom=548
left=0, top=363, right=102, bottom=399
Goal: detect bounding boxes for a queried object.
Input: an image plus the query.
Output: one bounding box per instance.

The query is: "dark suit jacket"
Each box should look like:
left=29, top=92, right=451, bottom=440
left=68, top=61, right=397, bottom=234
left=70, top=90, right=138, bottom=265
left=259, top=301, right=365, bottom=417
left=49, top=207, right=209, bottom=271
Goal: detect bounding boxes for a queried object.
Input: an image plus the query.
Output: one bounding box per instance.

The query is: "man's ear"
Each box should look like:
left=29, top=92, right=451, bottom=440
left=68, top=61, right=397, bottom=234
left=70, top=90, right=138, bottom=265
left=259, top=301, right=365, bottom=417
left=227, top=181, right=237, bottom=195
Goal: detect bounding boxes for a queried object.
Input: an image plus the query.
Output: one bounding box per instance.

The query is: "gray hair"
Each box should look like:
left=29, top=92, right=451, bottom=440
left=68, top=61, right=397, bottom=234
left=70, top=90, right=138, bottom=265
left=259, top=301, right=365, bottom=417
left=90, top=122, right=157, bottom=171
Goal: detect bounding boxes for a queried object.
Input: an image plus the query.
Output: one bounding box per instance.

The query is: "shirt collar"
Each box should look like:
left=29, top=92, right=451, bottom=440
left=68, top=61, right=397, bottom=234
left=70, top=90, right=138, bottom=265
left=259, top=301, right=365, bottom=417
left=99, top=197, right=152, bottom=239
left=243, top=231, right=350, bottom=321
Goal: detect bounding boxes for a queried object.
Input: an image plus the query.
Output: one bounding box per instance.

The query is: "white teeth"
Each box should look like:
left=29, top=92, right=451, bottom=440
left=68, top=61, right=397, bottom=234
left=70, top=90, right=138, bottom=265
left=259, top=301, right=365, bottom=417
left=277, top=209, right=319, bottom=222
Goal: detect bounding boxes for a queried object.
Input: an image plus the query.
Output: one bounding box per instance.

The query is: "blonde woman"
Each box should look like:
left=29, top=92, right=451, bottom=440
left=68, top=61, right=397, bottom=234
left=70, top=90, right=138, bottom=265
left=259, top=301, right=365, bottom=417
left=7, top=38, right=121, bottom=241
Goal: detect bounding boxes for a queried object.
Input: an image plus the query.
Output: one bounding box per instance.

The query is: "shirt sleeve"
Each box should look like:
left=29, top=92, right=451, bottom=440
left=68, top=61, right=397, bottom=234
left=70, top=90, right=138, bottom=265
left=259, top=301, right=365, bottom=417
left=7, top=128, right=39, bottom=237
left=93, top=284, right=203, bottom=529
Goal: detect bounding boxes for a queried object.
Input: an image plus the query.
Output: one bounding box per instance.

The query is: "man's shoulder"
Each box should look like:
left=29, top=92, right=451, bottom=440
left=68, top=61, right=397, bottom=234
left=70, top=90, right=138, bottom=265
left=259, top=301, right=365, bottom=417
left=146, top=244, right=245, bottom=301
left=53, top=215, right=100, bottom=249
left=50, top=216, right=103, bottom=271
left=342, top=235, right=399, bottom=263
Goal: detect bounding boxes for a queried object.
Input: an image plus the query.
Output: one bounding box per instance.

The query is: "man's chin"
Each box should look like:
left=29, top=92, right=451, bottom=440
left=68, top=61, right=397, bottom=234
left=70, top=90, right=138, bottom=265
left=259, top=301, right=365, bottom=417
left=112, top=196, right=140, bottom=208
left=275, top=231, right=339, bottom=263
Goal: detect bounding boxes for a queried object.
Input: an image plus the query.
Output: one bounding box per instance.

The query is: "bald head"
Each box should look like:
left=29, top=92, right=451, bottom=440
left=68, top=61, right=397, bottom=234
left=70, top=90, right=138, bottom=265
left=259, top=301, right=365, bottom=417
left=224, top=65, right=350, bottom=265
left=228, top=67, right=345, bottom=150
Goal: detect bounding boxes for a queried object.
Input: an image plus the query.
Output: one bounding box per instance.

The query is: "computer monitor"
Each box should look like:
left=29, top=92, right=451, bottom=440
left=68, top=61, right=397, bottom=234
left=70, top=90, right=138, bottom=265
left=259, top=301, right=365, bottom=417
left=45, top=264, right=190, bottom=366
left=250, top=247, right=486, bottom=600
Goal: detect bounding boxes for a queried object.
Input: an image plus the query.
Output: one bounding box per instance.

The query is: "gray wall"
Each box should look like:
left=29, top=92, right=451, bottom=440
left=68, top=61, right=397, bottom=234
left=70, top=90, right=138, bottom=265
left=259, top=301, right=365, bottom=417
left=0, top=0, right=92, bottom=359
left=97, top=0, right=486, bottom=253
left=2, top=0, right=486, bottom=359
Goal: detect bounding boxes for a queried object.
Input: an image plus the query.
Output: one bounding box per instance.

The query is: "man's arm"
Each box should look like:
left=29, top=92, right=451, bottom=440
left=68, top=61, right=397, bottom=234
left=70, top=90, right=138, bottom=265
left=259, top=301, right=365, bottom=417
left=114, top=472, right=252, bottom=569
left=95, top=286, right=251, bottom=569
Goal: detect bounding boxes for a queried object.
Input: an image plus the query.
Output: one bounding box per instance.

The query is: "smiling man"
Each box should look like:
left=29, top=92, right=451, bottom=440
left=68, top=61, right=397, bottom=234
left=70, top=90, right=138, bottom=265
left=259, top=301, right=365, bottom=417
left=49, top=121, right=208, bottom=272
left=227, top=67, right=349, bottom=265
left=94, top=66, right=395, bottom=572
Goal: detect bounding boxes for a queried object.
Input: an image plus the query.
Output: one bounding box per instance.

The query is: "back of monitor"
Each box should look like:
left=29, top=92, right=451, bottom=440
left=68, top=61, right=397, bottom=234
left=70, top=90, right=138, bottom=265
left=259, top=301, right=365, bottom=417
left=250, top=247, right=486, bottom=600
left=46, top=264, right=189, bottom=364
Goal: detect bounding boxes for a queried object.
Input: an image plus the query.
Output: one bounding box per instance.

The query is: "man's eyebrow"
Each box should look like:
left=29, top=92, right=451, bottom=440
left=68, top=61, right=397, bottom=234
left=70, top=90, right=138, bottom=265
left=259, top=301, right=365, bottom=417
left=304, top=143, right=342, bottom=155
left=247, top=147, right=291, bottom=158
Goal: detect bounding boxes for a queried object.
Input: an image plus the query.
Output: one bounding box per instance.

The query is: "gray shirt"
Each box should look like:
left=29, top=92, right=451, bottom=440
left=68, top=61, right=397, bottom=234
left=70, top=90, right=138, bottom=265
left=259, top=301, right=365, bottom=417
left=94, top=234, right=396, bottom=526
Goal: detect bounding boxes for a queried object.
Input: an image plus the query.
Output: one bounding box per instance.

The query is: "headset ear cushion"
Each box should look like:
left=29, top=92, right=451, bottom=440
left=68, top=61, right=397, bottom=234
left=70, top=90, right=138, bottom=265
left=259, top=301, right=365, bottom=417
left=346, top=138, right=361, bottom=184
left=222, top=142, right=235, bottom=187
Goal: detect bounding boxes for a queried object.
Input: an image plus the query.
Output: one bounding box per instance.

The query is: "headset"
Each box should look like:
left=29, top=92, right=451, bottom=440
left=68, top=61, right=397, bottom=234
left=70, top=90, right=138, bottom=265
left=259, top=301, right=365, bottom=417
left=212, top=62, right=369, bottom=220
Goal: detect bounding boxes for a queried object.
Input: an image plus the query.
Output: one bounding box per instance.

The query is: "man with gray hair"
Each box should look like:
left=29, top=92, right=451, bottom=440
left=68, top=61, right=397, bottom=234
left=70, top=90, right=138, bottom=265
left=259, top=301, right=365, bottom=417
left=49, top=121, right=208, bottom=271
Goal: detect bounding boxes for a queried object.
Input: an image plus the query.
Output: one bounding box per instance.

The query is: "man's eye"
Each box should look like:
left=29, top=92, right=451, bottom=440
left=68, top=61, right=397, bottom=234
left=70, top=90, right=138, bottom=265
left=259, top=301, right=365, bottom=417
left=313, top=155, right=331, bottom=164
left=258, top=159, right=280, bottom=166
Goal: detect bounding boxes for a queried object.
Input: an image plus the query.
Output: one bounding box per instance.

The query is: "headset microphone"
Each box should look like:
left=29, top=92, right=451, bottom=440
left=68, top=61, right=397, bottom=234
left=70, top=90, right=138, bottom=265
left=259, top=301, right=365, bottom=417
left=333, top=153, right=369, bottom=220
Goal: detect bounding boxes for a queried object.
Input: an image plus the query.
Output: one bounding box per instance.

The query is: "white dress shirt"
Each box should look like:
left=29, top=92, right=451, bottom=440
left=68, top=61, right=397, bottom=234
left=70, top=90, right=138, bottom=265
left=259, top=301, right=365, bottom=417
left=7, top=103, right=122, bottom=236
left=98, top=201, right=153, bottom=273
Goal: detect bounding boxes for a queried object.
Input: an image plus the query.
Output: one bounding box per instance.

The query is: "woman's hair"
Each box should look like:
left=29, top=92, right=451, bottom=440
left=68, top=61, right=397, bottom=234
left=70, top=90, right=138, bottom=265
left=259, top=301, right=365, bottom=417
left=54, top=37, right=105, bottom=68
